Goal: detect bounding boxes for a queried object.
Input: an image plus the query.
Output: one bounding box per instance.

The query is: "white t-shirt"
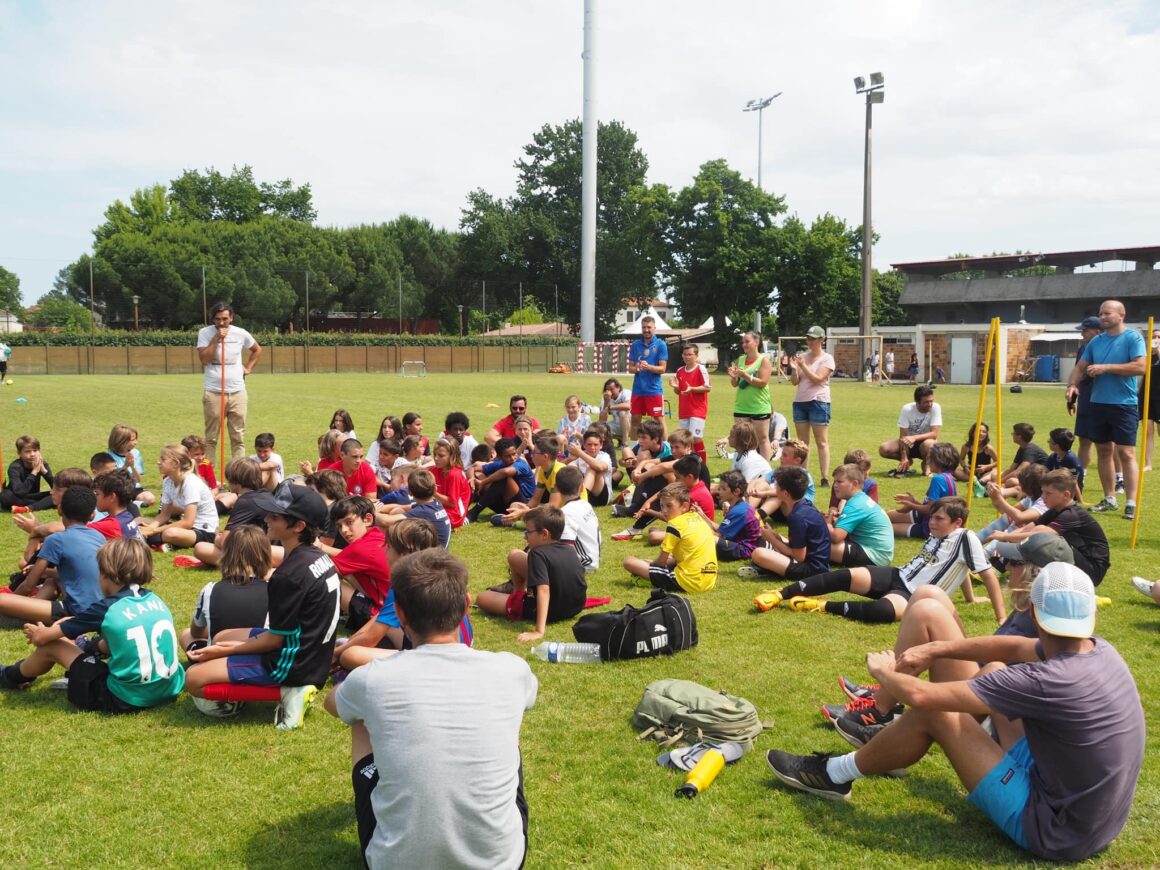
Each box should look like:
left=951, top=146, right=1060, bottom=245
left=897, top=528, right=989, bottom=595
left=897, top=401, right=943, bottom=436
left=885, top=352, right=895, bottom=372
left=161, top=474, right=219, bottom=533
left=733, top=450, right=773, bottom=484
left=561, top=498, right=601, bottom=571
left=249, top=451, right=285, bottom=485
left=335, top=644, right=537, bottom=870
left=367, top=442, right=394, bottom=486
left=197, top=324, right=256, bottom=393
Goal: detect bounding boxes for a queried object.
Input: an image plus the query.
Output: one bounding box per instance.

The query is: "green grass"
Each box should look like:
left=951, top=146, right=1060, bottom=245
left=0, top=373, right=1157, bottom=868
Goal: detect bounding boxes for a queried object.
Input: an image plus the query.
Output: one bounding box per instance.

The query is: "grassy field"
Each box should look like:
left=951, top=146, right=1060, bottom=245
left=0, top=372, right=1156, bottom=868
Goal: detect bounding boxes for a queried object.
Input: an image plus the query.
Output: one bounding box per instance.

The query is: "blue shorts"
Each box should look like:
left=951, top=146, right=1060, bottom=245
left=792, top=400, right=831, bottom=426
left=1086, top=402, right=1138, bottom=446
left=226, top=628, right=280, bottom=686
left=968, top=737, right=1031, bottom=849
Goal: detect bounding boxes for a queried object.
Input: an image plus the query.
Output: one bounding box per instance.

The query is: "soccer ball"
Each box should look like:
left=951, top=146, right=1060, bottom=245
left=191, top=695, right=245, bottom=719
left=3, top=379, right=11, bottom=385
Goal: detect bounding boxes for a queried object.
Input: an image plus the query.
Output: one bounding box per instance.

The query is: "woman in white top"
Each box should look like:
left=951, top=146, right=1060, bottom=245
left=137, top=444, right=219, bottom=550
left=790, top=326, right=836, bottom=488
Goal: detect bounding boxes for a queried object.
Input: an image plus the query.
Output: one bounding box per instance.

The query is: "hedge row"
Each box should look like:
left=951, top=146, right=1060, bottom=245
left=5, top=330, right=579, bottom=348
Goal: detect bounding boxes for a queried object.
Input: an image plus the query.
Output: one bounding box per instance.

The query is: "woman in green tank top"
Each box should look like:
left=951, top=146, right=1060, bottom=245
left=727, top=331, right=774, bottom=460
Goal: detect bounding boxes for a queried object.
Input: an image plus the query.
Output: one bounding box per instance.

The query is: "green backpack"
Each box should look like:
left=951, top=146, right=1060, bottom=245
left=632, top=679, right=770, bottom=751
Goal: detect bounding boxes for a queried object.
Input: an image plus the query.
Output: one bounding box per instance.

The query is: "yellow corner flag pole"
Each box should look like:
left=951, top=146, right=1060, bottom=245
left=967, top=318, right=999, bottom=515
left=993, top=317, right=1004, bottom=477
left=1130, top=315, right=1154, bottom=548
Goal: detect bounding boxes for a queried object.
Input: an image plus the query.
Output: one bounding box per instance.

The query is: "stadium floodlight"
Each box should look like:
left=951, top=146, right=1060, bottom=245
left=854, top=71, right=886, bottom=373
left=741, top=92, right=782, bottom=190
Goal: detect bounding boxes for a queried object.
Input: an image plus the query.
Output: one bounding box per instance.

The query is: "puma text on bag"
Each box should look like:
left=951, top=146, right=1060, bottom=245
left=571, top=589, right=697, bottom=661
left=632, top=679, right=769, bottom=751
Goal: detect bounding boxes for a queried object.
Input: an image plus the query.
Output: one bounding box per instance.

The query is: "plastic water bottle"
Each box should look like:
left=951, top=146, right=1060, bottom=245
left=530, top=641, right=602, bottom=664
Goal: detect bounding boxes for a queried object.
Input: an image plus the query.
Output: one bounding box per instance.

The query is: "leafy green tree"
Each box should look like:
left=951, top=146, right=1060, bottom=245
left=508, top=301, right=545, bottom=325
left=27, top=294, right=92, bottom=332
left=772, top=213, right=862, bottom=334
left=169, top=165, right=316, bottom=223
left=0, top=265, right=23, bottom=316
left=94, top=184, right=176, bottom=243
left=668, top=159, right=785, bottom=369
left=873, top=269, right=911, bottom=326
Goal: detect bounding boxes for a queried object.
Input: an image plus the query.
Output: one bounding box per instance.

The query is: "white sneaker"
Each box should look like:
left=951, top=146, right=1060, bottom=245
left=274, top=684, right=319, bottom=731
left=1131, top=576, right=1155, bottom=598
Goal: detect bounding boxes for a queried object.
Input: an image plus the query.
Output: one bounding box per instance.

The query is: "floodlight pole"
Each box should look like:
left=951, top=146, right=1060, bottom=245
left=743, top=91, right=781, bottom=334
left=579, top=0, right=597, bottom=343
left=855, top=73, right=884, bottom=371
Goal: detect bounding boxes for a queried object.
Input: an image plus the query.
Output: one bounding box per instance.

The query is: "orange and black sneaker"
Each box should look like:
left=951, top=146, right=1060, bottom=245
left=821, top=695, right=903, bottom=726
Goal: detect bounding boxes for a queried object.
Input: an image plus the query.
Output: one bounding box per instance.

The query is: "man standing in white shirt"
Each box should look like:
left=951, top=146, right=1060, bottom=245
left=196, top=302, right=261, bottom=462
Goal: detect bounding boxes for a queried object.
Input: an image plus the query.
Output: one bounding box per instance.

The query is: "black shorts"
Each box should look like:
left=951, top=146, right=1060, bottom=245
left=353, top=752, right=529, bottom=869
left=66, top=655, right=140, bottom=714
left=864, top=566, right=911, bottom=600
left=193, top=527, right=217, bottom=545
left=648, top=565, right=684, bottom=592
left=784, top=560, right=821, bottom=581
left=1086, top=402, right=1139, bottom=446
left=588, top=486, right=611, bottom=508
left=838, top=539, right=874, bottom=567
left=715, top=539, right=746, bottom=562
left=346, top=593, right=373, bottom=632
left=733, top=412, right=772, bottom=422
left=49, top=600, right=69, bottom=624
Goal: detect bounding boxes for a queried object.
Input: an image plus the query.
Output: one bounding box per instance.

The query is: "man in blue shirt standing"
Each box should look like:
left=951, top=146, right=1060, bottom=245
left=1066, top=300, right=1146, bottom=519
left=628, top=315, right=669, bottom=442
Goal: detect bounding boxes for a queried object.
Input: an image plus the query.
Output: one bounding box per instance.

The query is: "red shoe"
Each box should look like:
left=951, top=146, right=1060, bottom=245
left=172, top=555, right=204, bottom=569
left=10, top=505, right=31, bottom=514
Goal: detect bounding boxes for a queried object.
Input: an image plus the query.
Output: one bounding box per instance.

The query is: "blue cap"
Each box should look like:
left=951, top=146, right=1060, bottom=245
left=1076, top=316, right=1101, bottom=331
left=1030, top=563, right=1096, bottom=638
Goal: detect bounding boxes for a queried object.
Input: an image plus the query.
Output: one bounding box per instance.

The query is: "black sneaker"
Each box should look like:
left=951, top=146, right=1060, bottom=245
left=821, top=696, right=903, bottom=726
left=0, top=664, right=30, bottom=691
left=834, top=716, right=886, bottom=749
left=766, top=750, right=851, bottom=801
left=838, top=675, right=878, bottom=702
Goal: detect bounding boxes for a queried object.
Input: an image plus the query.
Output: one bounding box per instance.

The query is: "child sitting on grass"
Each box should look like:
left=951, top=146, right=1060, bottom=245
left=756, top=496, right=1004, bottom=624
left=499, top=434, right=573, bottom=526
left=137, top=444, right=219, bottom=552
left=740, top=466, right=830, bottom=579
left=723, top=421, right=772, bottom=484
left=887, top=441, right=959, bottom=538
left=1043, top=426, right=1084, bottom=491
left=476, top=506, right=587, bottom=642
left=557, top=394, right=592, bottom=453
left=251, top=432, right=285, bottom=492
left=182, top=433, right=234, bottom=512
left=467, top=438, right=535, bottom=524
left=378, top=469, right=452, bottom=547
left=694, top=470, right=763, bottom=562
left=747, top=438, right=815, bottom=520
left=88, top=469, right=140, bottom=541
left=1, top=486, right=104, bottom=626
left=954, top=422, right=998, bottom=485
left=180, top=525, right=270, bottom=654
left=107, top=424, right=155, bottom=506
left=0, top=537, right=185, bottom=711
left=997, top=422, right=1050, bottom=486
left=191, top=458, right=269, bottom=568
left=556, top=465, right=601, bottom=572
left=185, top=486, right=342, bottom=730
left=328, top=495, right=391, bottom=633
left=825, top=464, right=894, bottom=567
left=566, top=429, right=615, bottom=507
left=979, top=464, right=1047, bottom=554
left=431, top=438, right=471, bottom=529
left=827, top=448, right=878, bottom=512
left=299, top=428, right=346, bottom=476
left=1, top=434, right=54, bottom=513
left=623, top=483, right=718, bottom=593
left=645, top=455, right=715, bottom=546
left=11, top=467, right=93, bottom=577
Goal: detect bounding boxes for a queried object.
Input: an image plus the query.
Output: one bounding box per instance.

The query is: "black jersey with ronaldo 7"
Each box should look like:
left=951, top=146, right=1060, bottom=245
left=261, top=544, right=341, bottom=688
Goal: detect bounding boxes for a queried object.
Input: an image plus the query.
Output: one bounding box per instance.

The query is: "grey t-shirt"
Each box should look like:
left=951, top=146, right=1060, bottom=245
left=970, top=638, right=1144, bottom=861
left=336, top=644, right=537, bottom=870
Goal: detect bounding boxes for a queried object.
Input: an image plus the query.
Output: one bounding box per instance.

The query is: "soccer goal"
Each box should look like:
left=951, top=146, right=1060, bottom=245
left=575, top=342, right=631, bottom=374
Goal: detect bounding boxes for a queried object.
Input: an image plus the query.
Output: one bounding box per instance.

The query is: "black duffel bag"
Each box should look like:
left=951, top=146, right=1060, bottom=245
left=572, top=589, right=697, bottom=661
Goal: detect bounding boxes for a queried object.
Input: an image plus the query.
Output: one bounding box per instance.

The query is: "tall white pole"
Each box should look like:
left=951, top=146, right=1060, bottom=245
left=860, top=93, right=874, bottom=370
left=579, top=0, right=598, bottom=343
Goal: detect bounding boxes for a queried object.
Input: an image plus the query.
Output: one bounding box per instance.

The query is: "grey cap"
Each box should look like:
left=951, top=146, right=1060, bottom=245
left=994, top=533, right=1075, bottom=567
left=805, top=325, right=825, bottom=339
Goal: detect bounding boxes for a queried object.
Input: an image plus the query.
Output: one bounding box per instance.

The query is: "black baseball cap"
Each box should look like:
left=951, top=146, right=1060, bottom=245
left=250, top=485, right=329, bottom=528
left=1076, top=316, right=1101, bottom=331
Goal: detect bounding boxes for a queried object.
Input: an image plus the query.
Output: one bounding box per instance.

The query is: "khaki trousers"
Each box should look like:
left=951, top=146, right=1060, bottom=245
left=203, top=389, right=248, bottom=461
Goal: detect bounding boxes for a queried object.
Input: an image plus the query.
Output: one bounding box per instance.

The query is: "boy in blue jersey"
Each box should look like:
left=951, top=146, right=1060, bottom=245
left=742, top=466, right=830, bottom=579
left=467, top=438, right=536, bottom=523
left=185, top=485, right=341, bottom=730
left=0, top=486, right=104, bottom=626
left=0, top=537, right=185, bottom=712
left=887, top=442, right=959, bottom=538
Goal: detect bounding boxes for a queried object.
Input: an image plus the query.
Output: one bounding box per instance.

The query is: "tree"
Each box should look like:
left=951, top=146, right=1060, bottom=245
left=772, top=213, right=863, bottom=335
left=668, top=159, right=785, bottom=369
left=0, top=265, right=22, bottom=316
left=458, top=119, right=668, bottom=334
left=873, top=269, right=911, bottom=327
left=169, top=165, right=316, bottom=224
left=26, top=294, right=92, bottom=332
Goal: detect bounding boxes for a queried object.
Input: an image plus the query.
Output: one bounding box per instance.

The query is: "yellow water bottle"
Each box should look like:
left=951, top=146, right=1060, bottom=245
left=675, top=748, right=726, bottom=798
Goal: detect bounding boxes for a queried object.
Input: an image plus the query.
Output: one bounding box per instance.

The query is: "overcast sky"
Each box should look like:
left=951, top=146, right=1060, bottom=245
left=2, top=0, right=1158, bottom=306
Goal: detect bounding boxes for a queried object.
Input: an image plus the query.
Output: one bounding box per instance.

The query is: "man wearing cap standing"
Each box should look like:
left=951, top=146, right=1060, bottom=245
left=185, top=486, right=341, bottom=730
left=768, top=560, right=1144, bottom=862
left=1066, top=300, right=1146, bottom=517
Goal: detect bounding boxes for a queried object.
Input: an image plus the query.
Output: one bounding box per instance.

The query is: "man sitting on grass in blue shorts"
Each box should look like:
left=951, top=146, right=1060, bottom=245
left=767, top=562, right=1144, bottom=863
left=185, top=485, right=341, bottom=730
